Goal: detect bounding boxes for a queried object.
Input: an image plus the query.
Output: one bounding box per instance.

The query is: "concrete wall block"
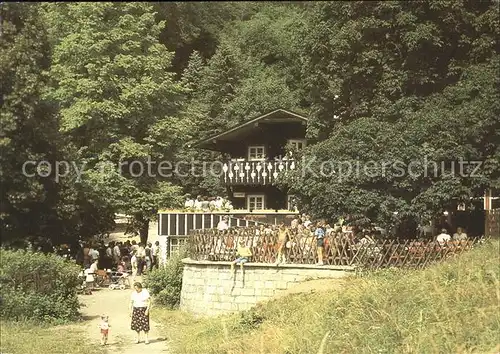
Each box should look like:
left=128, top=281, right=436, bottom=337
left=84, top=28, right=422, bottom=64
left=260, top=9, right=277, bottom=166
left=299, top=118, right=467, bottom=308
left=197, top=285, right=206, bottom=293
left=255, top=296, right=270, bottom=304
left=238, top=303, right=252, bottom=312
left=206, top=286, right=217, bottom=294
left=275, top=281, right=288, bottom=290
left=235, top=296, right=248, bottom=304
left=282, top=274, right=300, bottom=283
left=243, top=280, right=255, bottom=289
left=262, top=289, right=275, bottom=297
left=254, top=281, right=264, bottom=289
left=240, top=288, right=255, bottom=296
left=231, top=302, right=239, bottom=311
left=239, top=271, right=251, bottom=281
left=207, top=278, right=220, bottom=288
left=230, top=287, right=242, bottom=296
left=264, top=281, right=274, bottom=289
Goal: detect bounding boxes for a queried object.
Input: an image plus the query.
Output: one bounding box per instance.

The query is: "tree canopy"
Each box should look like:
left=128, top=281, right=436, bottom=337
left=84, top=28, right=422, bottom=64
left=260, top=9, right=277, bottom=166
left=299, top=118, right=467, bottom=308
left=1, top=1, right=498, bottom=244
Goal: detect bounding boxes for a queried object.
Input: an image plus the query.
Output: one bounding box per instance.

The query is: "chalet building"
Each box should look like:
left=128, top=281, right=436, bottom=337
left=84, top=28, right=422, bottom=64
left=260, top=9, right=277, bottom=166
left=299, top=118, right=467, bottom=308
left=157, top=109, right=307, bottom=258
left=190, top=108, right=308, bottom=211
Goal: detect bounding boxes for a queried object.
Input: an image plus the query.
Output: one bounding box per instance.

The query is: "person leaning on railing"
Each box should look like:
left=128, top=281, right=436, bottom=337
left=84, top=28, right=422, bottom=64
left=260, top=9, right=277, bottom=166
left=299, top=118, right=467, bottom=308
left=276, top=223, right=290, bottom=265
left=314, top=221, right=326, bottom=266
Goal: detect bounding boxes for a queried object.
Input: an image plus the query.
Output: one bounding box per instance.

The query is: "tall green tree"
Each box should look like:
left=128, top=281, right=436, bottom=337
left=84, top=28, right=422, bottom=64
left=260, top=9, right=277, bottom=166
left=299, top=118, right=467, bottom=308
left=191, top=3, right=308, bottom=136
left=286, top=1, right=499, bottom=234
left=44, top=3, right=186, bottom=243
left=153, top=2, right=258, bottom=75
left=302, top=1, right=499, bottom=138
left=0, top=3, right=114, bottom=247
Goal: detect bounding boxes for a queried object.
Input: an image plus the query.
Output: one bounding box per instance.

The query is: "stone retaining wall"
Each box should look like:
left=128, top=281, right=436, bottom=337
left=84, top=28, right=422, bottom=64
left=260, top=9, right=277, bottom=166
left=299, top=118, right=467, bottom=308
left=180, top=259, right=354, bottom=316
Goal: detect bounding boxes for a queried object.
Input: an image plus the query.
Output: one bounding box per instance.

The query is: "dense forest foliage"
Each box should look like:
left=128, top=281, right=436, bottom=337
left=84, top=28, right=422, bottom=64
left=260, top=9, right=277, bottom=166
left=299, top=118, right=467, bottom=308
left=1, top=2, right=498, bottom=245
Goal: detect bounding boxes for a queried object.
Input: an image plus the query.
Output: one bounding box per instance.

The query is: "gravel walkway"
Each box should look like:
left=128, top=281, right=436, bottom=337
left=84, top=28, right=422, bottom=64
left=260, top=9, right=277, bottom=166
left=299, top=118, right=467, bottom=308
left=79, top=277, right=169, bottom=354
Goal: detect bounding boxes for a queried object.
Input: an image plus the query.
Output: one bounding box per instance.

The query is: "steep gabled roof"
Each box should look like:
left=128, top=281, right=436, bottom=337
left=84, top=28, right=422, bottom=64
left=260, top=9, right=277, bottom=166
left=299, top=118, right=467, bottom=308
left=189, top=108, right=308, bottom=149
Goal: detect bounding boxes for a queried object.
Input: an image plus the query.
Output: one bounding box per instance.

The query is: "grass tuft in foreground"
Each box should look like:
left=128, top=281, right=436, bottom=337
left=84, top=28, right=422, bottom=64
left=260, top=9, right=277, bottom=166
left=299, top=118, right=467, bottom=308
left=0, top=322, right=104, bottom=354
left=155, top=239, right=500, bottom=354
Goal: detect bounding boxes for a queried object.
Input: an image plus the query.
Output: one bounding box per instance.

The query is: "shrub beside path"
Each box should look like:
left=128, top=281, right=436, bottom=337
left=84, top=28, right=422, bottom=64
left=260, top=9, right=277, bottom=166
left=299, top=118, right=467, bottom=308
left=79, top=276, right=169, bottom=354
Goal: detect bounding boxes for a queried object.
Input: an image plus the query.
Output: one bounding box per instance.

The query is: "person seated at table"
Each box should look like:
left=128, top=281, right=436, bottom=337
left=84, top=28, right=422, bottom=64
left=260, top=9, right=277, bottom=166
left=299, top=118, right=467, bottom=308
left=184, top=197, right=195, bottom=210
left=436, top=229, right=451, bottom=244
left=230, top=239, right=252, bottom=276
left=217, top=216, right=229, bottom=231
left=452, top=227, right=468, bottom=241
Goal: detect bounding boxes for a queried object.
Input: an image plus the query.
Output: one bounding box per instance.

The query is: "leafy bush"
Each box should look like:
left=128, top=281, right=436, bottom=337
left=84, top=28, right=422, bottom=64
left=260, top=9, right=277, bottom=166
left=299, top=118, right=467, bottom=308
left=145, top=248, right=187, bottom=308
left=0, top=249, right=81, bottom=323
left=237, top=306, right=266, bottom=330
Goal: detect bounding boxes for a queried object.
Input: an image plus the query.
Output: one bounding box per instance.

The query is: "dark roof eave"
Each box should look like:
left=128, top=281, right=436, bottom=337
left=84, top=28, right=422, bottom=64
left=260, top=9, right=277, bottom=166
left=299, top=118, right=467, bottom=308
left=190, top=108, right=308, bottom=149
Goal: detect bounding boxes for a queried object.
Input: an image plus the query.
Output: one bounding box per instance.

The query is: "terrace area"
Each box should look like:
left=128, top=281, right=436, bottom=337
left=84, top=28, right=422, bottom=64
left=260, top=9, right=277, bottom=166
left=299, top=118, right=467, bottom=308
left=187, top=226, right=485, bottom=270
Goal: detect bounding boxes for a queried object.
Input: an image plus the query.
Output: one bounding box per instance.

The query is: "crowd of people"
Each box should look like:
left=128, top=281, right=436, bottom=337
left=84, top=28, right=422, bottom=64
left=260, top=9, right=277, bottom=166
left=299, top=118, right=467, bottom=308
left=77, top=240, right=162, bottom=274
left=70, top=240, right=162, bottom=292
left=184, top=195, right=233, bottom=212
left=211, top=214, right=472, bottom=268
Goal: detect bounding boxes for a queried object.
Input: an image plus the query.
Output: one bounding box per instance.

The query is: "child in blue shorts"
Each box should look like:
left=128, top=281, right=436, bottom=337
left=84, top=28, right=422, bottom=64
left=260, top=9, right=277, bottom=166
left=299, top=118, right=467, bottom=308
left=231, top=239, right=252, bottom=276
left=314, top=221, right=325, bottom=265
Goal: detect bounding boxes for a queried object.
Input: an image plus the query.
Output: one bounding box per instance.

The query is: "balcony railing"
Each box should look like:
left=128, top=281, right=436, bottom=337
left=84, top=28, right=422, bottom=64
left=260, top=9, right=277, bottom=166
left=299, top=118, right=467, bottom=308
left=221, top=159, right=295, bottom=185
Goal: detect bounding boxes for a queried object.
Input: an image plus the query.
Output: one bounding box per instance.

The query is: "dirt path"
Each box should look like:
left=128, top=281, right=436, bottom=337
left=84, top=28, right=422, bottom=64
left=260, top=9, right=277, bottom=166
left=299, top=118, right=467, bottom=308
left=79, top=277, right=169, bottom=354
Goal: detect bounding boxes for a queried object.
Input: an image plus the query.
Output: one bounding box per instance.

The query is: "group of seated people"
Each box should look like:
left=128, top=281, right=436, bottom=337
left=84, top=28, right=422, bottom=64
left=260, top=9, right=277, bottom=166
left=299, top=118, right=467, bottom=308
left=184, top=195, right=234, bottom=212
left=435, top=227, right=468, bottom=243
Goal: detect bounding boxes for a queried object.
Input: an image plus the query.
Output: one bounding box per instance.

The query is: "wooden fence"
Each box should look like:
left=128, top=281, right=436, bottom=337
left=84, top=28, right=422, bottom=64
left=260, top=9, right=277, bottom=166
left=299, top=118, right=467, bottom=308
left=187, top=227, right=485, bottom=270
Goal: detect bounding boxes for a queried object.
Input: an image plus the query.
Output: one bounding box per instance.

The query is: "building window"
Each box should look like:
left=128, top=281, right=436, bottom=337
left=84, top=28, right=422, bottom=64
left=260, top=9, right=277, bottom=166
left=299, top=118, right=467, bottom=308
left=248, top=146, right=265, bottom=160
left=288, top=139, right=306, bottom=150
left=170, top=237, right=186, bottom=256
left=247, top=194, right=265, bottom=210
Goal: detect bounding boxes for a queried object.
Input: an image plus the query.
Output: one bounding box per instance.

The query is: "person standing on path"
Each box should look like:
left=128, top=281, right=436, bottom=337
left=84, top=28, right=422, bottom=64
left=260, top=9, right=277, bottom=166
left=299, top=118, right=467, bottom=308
left=151, top=241, right=160, bottom=269
left=136, top=243, right=146, bottom=275
left=129, top=282, right=151, bottom=344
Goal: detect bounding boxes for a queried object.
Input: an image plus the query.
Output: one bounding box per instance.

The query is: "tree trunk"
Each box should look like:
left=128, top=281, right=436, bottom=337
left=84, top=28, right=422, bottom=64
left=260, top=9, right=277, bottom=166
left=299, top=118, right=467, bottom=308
left=133, top=213, right=150, bottom=245
left=139, top=220, right=149, bottom=245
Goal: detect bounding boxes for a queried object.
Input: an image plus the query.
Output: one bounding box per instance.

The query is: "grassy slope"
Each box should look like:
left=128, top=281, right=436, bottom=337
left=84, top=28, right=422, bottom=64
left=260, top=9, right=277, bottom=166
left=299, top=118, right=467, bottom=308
left=156, top=240, right=500, bottom=354
left=0, top=322, right=104, bottom=354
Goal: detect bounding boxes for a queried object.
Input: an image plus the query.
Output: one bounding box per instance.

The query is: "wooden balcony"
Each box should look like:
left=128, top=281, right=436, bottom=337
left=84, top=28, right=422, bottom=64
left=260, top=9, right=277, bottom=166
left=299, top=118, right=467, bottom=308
left=221, top=159, right=296, bottom=185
